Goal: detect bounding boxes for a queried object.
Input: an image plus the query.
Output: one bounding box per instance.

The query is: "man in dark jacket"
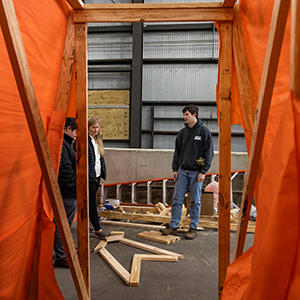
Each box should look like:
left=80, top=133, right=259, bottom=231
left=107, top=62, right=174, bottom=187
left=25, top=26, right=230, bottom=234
left=53, top=117, right=77, bottom=268
left=161, top=104, right=214, bottom=239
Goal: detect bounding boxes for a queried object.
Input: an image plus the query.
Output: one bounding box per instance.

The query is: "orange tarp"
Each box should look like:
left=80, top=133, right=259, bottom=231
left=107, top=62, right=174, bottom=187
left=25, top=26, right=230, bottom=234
left=0, top=0, right=71, bottom=299
left=222, top=0, right=300, bottom=299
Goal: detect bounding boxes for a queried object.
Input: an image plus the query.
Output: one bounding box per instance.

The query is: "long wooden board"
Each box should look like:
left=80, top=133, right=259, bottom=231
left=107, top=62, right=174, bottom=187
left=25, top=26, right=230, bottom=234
left=137, top=230, right=180, bottom=244
left=99, top=248, right=131, bottom=285
left=120, top=238, right=185, bottom=259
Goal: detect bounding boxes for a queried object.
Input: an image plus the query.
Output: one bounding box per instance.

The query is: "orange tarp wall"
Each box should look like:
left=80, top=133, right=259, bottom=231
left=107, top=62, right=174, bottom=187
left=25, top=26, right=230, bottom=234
left=0, top=0, right=72, bottom=298
left=222, top=0, right=300, bottom=299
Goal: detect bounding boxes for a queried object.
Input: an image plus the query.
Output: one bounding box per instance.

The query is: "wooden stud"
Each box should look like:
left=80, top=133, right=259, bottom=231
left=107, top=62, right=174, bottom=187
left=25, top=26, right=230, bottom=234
left=73, top=4, right=233, bottom=23
left=120, top=238, right=185, bottom=259
left=110, top=231, right=125, bottom=236
left=75, top=23, right=90, bottom=293
left=222, top=0, right=237, bottom=7
left=232, top=5, right=255, bottom=137
left=218, top=21, right=232, bottom=299
left=0, top=1, right=89, bottom=299
left=66, top=0, right=84, bottom=10
left=99, top=248, right=131, bottom=285
left=290, top=0, right=300, bottom=98
left=137, top=230, right=180, bottom=244
left=130, top=254, right=178, bottom=286
left=233, top=0, right=291, bottom=261
left=105, top=234, right=125, bottom=243
left=93, top=240, right=107, bottom=253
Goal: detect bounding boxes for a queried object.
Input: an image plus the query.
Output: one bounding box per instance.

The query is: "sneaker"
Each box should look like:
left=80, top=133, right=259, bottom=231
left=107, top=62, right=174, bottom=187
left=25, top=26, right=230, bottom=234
left=185, top=227, right=197, bottom=240
left=95, top=230, right=110, bottom=240
left=160, top=224, right=178, bottom=236
left=54, top=258, right=69, bottom=268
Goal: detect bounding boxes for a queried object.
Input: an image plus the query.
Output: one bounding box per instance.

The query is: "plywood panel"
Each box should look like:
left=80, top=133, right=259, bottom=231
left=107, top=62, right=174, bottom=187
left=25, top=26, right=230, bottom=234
left=88, top=90, right=129, bottom=106
left=88, top=108, right=129, bottom=140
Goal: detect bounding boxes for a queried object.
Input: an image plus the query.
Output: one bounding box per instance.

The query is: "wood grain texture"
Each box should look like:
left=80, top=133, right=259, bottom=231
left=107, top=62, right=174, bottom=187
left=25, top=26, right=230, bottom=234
left=218, top=21, right=232, bottom=300
left=75, top=23, right=90, bottom=294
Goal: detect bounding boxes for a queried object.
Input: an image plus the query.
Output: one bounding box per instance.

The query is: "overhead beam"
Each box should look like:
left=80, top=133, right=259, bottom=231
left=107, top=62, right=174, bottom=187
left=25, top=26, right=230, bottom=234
left=0, top=0, right=89, bottom=299
left=232, top=5, right=255, bottom=135
left=290, top=0, right=300, bottom=98
left=73, top=3, right=233, bottom=23
left=75, top=23, right=90, bottom=294
left=218, top=21, right=232, bottom=300
left=233, top=0, right=291, bottom=261
left=66, top=0, right=84, bottom=10
left=222, top=0, right=236, bottom=7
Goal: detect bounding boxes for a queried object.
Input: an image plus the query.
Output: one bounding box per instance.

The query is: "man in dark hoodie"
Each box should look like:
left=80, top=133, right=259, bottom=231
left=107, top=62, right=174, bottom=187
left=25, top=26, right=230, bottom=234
left=161, top=104, right=213, bottom=239
left=53, top=117, right=77, bottom=268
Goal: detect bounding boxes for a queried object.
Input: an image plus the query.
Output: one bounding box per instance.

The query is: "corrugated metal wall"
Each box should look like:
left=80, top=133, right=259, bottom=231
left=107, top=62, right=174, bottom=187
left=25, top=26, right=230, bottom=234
left=86, top=0, right=247, bottom=152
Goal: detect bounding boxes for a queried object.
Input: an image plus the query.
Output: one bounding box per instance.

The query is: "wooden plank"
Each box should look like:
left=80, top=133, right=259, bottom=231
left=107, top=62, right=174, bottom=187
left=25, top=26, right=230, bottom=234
left=99, top=248, right=131, bottom=285
left=75, top=23, right=90, bottom=294
left=137, top=230, right=180, bottom=244
left=233, top=0, right=291, bottom=261
left=100, top=220, right=165, bottom=230
left=0, top=1, right=89, bottom=299
left=93, top=240, right=107, bottom=253
left=105, top=234, right=125, bottom=242
left=120, top=238, right=185, bottom=259
left=88, top=90, right=129, bottom=106
left=88, top=107, right=129, bottom=140
left=218, top=21, right=232, bottom=300
left=118, top=206, right=159, bottom=214
left=66, top=0, right=84, bottom=10
left=130, top=255, right=141, bottom=287
left=73, top=4, right=233, bottom=23
left=290, top=0, right=300, bottom=98
left=110, top=231, right=125, bottom=236
left=222, top=0, right=236, bottom=7
left=232, top=5, right=255, bottom=136
left=130, top=254, right=178, bottom=286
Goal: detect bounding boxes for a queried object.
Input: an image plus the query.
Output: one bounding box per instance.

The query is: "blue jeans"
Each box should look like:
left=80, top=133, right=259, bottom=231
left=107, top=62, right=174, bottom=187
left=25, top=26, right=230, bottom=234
left=53, top=197, right=77, bottom=261
left=169, top=169, right=203, bottom=230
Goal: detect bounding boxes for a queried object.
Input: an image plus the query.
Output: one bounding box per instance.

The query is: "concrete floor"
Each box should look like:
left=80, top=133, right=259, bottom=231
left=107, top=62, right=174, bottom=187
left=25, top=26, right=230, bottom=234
left=54, top=222, right=254, bottom=300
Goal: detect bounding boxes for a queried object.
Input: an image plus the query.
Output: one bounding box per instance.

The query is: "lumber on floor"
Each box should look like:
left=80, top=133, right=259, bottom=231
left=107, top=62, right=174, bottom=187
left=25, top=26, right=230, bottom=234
left=120, top=237, right=185, bottom=259
left=93, top=240, right=107, bottom=253
left=130, top=254, right=178, bottom=287
left=98, top=247, right=131, bottom=285
left=137, top=230, right=180, bottom=244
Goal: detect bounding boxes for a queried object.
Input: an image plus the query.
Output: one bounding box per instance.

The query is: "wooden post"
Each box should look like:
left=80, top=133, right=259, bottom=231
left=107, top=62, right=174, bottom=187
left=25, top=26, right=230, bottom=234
left=290, top=0, right=300, bottom=98
left=75, top=23, right=90, bottom=294
left=218, top=21, right=232, bottom=299
left=233, top=0, right=291, bottom=261
left=0, top=0, right=89, bottom=299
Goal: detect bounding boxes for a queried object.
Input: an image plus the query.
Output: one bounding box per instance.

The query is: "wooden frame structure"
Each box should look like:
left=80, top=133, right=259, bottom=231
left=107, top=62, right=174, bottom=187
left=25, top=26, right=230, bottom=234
left=0, top=0, right=298, bottom=299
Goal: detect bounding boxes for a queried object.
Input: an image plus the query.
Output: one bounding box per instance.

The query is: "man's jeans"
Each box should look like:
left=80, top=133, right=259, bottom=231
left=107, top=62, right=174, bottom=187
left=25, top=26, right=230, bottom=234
left=169, top=169, right=203, bottom=229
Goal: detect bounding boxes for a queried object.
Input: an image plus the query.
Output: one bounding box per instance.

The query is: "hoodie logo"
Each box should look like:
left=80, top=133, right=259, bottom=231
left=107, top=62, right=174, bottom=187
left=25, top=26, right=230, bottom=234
left=194, top=136, right=201, bottom=140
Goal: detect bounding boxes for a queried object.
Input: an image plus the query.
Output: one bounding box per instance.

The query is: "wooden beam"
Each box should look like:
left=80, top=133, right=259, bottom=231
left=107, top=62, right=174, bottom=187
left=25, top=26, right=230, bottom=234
left=290, top=0, right=300, bottom=98
left=73, top=3, right=233, bottom=23
left=0, top=1, right=89, bottom=299
left=120, top=238, right=185, bottom=259
left=130, top=254, right=178, bottom=286
left=233, top=0, right=291, bottom=261
left=75, top=23, right=90, bottom=294
left=232, top=5, right=255, bottom=135
left=222, top=0, right=236, bottom=7
left=99, top=248, right=131, bottom=285
left=66, top=0, right=84, bottom=10
left=218, top=21, right=232, bottom=300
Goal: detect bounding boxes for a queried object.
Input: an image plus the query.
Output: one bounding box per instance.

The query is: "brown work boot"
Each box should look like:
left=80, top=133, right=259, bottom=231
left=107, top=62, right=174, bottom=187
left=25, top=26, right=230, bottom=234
left=160, top=224, right=178, bottom=236
left=185, top=227, right=197, bottom=240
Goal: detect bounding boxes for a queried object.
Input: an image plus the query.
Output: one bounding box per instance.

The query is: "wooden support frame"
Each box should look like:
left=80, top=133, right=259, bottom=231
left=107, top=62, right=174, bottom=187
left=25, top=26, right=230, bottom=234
left=218, top=21, right=232, bottom=299
left=0, top=0, right=89, bottom=299
left=233, top=0, right=291, bottom=261
left=73, top=3, right=234, bottom=23
left=75, top=23, right=90, bottom=294
left=290, top=0, right=300, bottom=98
left=66, top=0, right=84, bottom=10
left=222, top=0, right=237, bottom=7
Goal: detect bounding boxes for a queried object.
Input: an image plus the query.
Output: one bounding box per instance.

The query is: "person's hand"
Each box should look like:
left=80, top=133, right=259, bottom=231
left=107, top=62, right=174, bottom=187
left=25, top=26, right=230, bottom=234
left=197, top=173, right=205, bottom=183
left=173, top=172, right=178, bottom=181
